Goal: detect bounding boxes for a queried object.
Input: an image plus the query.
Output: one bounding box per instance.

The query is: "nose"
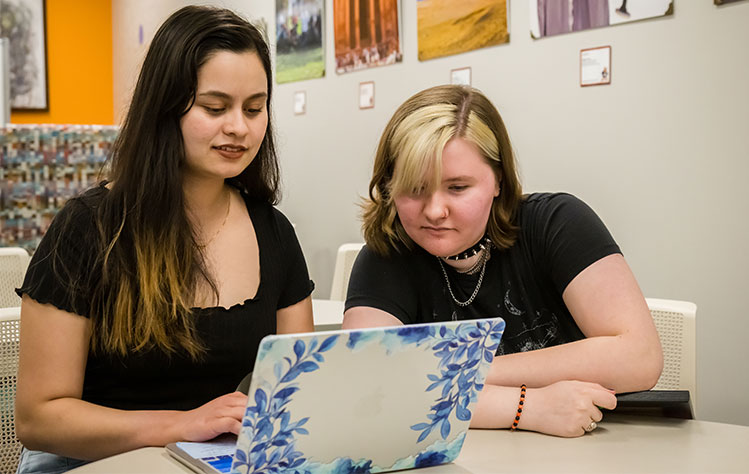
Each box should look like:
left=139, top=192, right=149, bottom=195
left=223, top=107, right=249, bottom=137
left=423, top=192, right=448, bottom=222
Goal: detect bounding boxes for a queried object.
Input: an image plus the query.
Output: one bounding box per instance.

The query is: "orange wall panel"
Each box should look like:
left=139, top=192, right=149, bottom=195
left=10, top=0, right=113, bottom=125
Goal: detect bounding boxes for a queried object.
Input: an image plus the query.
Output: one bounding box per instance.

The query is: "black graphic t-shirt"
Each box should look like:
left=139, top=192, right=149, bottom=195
left=345, top=193, right=621, bottom=355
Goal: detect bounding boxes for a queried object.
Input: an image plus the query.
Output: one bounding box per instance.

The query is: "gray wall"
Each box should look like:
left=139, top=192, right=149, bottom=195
left=113, top=1, right=749, bottom=426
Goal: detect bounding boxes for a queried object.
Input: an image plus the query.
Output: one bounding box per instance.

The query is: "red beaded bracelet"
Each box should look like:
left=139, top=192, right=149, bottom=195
left=510, top=384, right=527, bottom=431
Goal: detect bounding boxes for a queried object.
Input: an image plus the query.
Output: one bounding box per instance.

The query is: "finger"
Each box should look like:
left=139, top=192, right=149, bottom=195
left=227, top=391, right=249, bottom=402
left=219, top=392, right=249, bottom=407
left=591, top=406, right=603, bottom=423
left=592, top=390, right=617, bottom=410
left=580, top=381, right=615, bottom=394
left=217, top=405, right=246, bottom=421
left=226, top=418, right=242, bottom=436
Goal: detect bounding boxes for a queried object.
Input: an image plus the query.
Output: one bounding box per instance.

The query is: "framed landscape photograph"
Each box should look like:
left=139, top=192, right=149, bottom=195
left=418, top=0, right=508, bottom=61
left=0, top=0, right=49, bottom=110
left=275, top=0, right=325, bottom=84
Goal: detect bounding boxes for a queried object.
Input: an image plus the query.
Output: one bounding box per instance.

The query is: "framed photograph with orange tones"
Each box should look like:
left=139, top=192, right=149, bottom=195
left=333, top=0, right=403, bottom=74
left=418, top=0, right=508, bottom=61
left=0, top=0, right=49, bottom=110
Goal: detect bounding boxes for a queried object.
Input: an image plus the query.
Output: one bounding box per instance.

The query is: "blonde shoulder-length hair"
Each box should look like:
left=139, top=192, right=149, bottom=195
left=362, top=85, right=522, bottom=256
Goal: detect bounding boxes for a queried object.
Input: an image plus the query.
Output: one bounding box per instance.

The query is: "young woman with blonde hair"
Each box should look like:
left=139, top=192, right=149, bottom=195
left=344, top=85, right=663, bottom=437
left=15, top=6, right=313, bottom=472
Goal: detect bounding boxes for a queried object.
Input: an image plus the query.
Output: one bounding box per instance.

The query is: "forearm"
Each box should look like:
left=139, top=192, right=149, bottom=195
left=486, top=334, right=662, bottom=392
left=469, top=385, right=521, bottom=429
left=17, top=398, right=184, bottom=461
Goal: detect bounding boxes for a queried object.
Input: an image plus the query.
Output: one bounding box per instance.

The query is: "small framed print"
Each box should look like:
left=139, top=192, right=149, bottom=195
left=359, top=81, right=375, bottom=109
left=580, top=46, right=611, bottom=87
left=293, top=91, right=306, bottom=115
left=450, top=67, right=472, bottom=86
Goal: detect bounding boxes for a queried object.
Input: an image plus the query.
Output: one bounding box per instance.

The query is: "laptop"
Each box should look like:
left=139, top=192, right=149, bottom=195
left=166, top=317, right=505, bottom=473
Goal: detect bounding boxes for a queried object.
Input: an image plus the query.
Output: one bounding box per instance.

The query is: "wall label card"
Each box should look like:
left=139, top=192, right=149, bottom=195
left=580, top=46, right=611, bottom=87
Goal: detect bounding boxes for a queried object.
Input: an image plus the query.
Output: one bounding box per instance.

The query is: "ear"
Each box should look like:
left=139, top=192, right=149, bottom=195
left=494, top=171, right=502, bottom=198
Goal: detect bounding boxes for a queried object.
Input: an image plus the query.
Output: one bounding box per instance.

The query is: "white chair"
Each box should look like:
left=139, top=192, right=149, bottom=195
left=0, top=306, right=22, bottom=473
left=646, top=298, right=697, bottom=416
left=329, top=243, right=365, bottom=301
left=0, top=248, right=30, bottom=308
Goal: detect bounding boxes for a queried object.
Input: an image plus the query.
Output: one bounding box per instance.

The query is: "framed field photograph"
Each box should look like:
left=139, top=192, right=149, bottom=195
left=276, top=0, right=325, bottom=84
left=418, top=0, right=508, bottom=61
left=334, top=0, right=402, bottom=74
left=531, top=0, right=673, bottom=39
left=0, top=0, right=49, bottom=110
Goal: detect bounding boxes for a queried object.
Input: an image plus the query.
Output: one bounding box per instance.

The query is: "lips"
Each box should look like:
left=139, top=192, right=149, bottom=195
left=422, top=226, right=452, bottom=235
left=213, top=144, right=248, bottom=159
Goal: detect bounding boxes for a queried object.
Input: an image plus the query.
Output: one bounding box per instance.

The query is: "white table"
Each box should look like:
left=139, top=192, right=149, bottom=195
left=311, top=298, right=344, bottom=331
left=69, top=415, right=749, bottom=473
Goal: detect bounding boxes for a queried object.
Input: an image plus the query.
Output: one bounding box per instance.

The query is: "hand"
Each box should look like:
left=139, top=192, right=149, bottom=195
left=176, top=392, right=248, bottom=442
left=519, top=381, right=616, bottom=437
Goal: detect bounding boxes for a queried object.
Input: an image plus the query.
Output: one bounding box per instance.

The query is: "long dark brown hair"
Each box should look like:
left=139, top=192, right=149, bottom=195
left=85, top=6, right=278, bottom=358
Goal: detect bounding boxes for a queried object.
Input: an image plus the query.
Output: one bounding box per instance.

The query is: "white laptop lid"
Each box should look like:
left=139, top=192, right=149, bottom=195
left=229, top=317, right=504, bottom=473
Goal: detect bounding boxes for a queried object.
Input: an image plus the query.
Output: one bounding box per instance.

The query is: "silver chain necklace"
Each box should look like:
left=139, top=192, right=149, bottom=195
left=437, top=249, right=488, bottom=308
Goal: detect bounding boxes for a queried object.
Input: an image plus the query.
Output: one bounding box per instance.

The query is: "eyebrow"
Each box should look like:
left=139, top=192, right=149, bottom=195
left=443, top=176, right=476, bottom=183
left=197, top=91, right=268, bottom=101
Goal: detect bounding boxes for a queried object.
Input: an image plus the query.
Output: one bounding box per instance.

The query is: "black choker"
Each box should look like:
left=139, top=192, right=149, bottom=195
left=444, top=236, right=492, bottom=261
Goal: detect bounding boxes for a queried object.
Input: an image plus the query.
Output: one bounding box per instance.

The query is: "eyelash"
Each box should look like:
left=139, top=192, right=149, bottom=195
left=203, top=106, right=263, bottom=115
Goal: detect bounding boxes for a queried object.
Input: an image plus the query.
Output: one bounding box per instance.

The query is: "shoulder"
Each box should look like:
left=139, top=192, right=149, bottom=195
left=351, top=244, right=428, bottom=282
left=357, top=244, right=420, bottom=266
left=47, top=184, right=107, bottom=240
left=240, top=194, right=295, bottom=234
left=520, top=192, right=589, bottom=216
left=519, top=192, right=602, bottom=228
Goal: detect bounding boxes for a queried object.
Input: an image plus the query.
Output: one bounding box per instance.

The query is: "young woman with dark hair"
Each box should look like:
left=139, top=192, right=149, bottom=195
left=14, top=6, right=314, bottom=471
left=344, top=85, right=663, bottom=438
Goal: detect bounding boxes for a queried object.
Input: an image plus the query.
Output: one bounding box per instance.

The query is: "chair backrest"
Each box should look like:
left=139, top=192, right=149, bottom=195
left=0, top=307, right=22, bottom=473
left=0, top=248, right=30, bottom=308
left=646, top=298, right=697, bottom=415
left=329, top=243, right=365, bottom=301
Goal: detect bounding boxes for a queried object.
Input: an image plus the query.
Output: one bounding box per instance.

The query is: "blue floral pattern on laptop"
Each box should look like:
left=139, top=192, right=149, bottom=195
left=230, top=318, right=504, bottom=474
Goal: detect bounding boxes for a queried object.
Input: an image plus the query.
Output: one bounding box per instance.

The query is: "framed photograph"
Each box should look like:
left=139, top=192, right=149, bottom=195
left=293, top=91, right=307, bottom=115
left=531, top=0, right=673, bottom=39
left=450, top=67, right=472, bottom=86
left=276, top=0, right=325, bottom=83
left=359, top=81, right=375, bottom=110
left=0, top=0, right=49, bottom=110
left=418, top=0, right=508, bottom=61
left=580, top=46, right=611, bottom=87
left=334, top=0, right=402, bottom=74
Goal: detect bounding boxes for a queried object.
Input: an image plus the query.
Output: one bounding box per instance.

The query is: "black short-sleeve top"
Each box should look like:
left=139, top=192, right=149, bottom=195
left=17, top=184, right=314, bottom=411
left=345, top=193, right=620, bottom=355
